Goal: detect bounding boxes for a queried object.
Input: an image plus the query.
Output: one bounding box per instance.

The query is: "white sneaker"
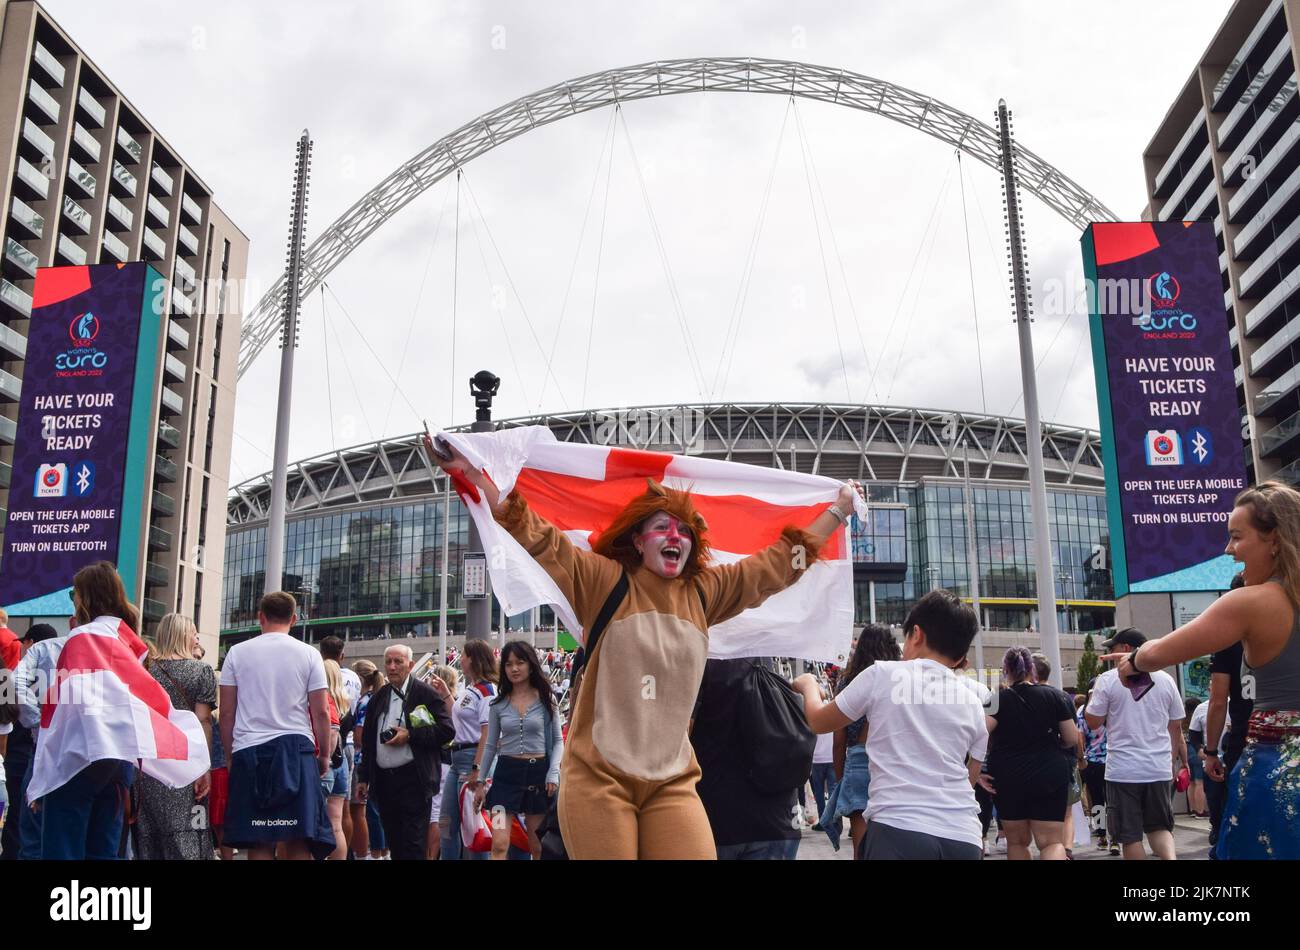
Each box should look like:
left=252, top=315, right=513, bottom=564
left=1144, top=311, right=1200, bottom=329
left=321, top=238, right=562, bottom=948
left=994, top=837, right=1007, bottom=854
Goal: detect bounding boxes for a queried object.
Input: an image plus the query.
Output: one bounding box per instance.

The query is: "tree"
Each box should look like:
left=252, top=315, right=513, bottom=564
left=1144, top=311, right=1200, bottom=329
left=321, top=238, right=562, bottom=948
left=1076, top=633, right=1101, bottom=693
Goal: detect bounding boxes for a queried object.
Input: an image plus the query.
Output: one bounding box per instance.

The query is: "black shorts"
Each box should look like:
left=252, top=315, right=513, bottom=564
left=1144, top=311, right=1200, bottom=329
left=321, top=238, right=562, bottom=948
left=1105, top=780, right=1174, bottom=845
left=485, top=755, right=551, bottom=816
left=993, top=776, right=1069, bottom=822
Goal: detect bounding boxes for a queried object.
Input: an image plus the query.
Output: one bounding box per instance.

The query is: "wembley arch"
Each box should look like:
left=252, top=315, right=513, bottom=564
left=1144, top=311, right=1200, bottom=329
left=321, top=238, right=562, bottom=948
left=236, top=56, right=1118, bottom=378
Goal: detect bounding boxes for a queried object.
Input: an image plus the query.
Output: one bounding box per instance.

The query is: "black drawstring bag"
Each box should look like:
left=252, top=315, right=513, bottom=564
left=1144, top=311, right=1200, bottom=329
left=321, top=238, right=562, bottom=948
left=736, top=661, right=816, bottom=795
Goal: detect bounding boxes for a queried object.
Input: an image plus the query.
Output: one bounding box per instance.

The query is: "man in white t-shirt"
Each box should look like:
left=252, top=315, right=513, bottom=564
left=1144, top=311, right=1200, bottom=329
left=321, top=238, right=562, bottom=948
left=219, top=591, right=334, bottom=860
left=1084, top=628, right=1187, bottom=861
left=795, top=589, right=988, bottom=860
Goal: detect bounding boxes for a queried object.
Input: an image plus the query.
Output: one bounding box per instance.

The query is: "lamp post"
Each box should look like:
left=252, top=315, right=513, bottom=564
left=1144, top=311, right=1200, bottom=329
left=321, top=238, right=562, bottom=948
left=465, top=370, right=499, bottom=641
left=296, top=585, right=312, bottom=642
left=1057, top=569, right=1072, bottom=634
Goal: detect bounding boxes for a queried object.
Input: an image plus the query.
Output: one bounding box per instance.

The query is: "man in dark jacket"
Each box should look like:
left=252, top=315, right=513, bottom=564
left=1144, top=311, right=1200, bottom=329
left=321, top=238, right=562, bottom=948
left=357, top=644, right=454, bottom=860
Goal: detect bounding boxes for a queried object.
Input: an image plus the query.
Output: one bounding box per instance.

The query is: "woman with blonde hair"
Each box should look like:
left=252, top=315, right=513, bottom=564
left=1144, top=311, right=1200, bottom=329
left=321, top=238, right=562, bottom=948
left=321, top=658, right=350, bottom=859
left=135, top=613, right=217, bottom=859
left=426, top=664, right=460, bottom=859
left=1103, top=481, right=1300, bottom=859
left=349, top=659, right=386, bottom=859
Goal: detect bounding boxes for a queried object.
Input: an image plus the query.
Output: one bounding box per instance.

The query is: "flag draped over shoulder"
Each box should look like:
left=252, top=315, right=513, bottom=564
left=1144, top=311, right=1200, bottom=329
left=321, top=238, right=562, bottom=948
left=28, top=616, right=210, bottom=801
left=439, top=426, right=865, bottom=663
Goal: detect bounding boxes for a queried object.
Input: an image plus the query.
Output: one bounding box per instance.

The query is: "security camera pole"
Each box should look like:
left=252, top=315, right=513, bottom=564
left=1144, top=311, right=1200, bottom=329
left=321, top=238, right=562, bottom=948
left=465, top=370, right=500, bottom=641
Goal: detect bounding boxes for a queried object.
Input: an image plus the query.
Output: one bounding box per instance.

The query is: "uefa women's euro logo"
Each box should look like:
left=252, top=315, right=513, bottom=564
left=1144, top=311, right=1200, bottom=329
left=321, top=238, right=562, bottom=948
left=55, top=311, right=108, bottom=377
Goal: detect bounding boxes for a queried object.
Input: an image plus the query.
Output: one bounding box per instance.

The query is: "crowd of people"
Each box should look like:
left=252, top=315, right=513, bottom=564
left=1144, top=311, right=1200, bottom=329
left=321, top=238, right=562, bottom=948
left=0, top=476, right=1297, bottom=861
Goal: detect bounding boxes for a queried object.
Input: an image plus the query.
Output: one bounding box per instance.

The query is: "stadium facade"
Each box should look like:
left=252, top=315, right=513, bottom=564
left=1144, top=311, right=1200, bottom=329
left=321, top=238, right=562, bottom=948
left=220, top=403, right=1116, bottom=655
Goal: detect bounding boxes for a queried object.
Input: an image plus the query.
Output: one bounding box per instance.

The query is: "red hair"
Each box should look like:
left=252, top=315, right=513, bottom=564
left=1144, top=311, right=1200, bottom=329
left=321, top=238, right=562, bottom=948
left=590, top=480, right=712, bottom=578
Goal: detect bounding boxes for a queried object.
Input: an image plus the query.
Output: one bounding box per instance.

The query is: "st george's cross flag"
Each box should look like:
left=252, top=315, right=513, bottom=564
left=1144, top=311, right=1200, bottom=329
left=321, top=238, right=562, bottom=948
left=28, top=616, right=210, bottom=801
left=437, top=426, right=866, bottom=663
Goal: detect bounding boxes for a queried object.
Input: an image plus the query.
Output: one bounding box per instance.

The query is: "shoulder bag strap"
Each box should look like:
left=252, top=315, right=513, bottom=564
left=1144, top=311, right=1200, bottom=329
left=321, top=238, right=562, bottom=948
left=584, top=569, right=629, bottom=666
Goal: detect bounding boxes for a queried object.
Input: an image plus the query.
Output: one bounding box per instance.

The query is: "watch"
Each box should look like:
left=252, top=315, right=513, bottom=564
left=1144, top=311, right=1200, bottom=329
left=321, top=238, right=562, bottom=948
left=1128, top=645, right=1145, bottom=674
left=1203, top=748, right=1220, bottom=758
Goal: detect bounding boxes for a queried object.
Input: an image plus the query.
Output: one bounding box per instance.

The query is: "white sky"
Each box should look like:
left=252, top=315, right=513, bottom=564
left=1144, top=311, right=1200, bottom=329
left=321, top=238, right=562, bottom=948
left=46, top=0, right=1229, bottom=486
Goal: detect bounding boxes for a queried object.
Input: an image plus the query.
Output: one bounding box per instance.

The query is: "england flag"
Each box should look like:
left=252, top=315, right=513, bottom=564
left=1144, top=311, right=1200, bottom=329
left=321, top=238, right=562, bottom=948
left=437, top=426, right=865, bottom=663
left=28, top=616, right=210, bottom=802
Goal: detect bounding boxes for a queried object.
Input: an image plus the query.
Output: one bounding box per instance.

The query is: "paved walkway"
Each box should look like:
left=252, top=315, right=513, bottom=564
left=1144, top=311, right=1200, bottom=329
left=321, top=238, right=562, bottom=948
left=793, top=813, right=1213, bottom=860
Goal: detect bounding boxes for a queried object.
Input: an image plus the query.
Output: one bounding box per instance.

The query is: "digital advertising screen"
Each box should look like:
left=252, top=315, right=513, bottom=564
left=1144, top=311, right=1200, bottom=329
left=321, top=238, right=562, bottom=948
left=0, top=262, right=164, bottom=614
left=1081, top=222, right=1248, bottom=597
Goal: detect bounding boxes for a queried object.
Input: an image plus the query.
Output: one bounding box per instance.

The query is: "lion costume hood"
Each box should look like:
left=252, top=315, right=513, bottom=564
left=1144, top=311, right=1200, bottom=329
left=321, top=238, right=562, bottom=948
left=589, top=479, right=712, bottom=578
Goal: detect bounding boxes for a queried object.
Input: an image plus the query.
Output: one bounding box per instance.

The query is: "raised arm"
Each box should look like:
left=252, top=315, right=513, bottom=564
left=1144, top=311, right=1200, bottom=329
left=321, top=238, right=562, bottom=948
left=428, top=438, right=621, bottom=623
left=695, top=483, right=859, bottom=627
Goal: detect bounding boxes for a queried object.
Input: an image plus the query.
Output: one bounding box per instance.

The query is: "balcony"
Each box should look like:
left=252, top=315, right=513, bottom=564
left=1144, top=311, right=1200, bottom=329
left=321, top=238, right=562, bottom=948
left=164, top=353, right=186, bottom=382
left=71, top=122, right=100, bottom=163
left=0, top=414, right=16, bottom=445
left=10, top=197, right=43, bottom=239
left=177, top=224, right=198, bottom=256
left=145, top=560, right=170, bottom=588
left=27, top=79, right=59, bottom=125
left=174, top=257, right=196, bottom=291
left=55, top=234, right=86, bottom=266
left=111, top=160, right=137, bottom=197
left=20, top=118, right=55, bottom=163
left=0, top=460, right=10, bottom=488
left=0, top=279, right=32, bottom=319
left=1260, top=408, right=1300, bottom=458
left=4, top=238, right=38, bottom=279
left=106, top=195, right=132, bottom=230
left=0, top=321, right=26, bottom=360
left=146, top=194, right=169, bottom=228
left=62, top=196, right=91, bottom=235
left=171, top=285, right=193, bottom=316
left=157, top=420, right=180, bottom=449
left=181, top=192, right=203, bottom=224
left=148, top=525, right=172, bottom=553
left=76, top=87, right=105, bottom=127
left=32, top=42, right=65, bottom=87
left=0, top=368, right=20, bottom=403
left=102, top=230, right=129, bottom=262
left=66, top=158, right=95, bottom=199
left=14, top=156, right=49, bottom=201
left=166, top=319, right=189, bottom=351
left=150, top=491, right=175, bottom=519
left=160, top=387, right=182, bottom=417
left=142, top=228, right=166, bottom=260
left=1275, top=457, right=1300, bottom=486
left=142, top=597, right=167, bottom=621
left=150, top=164, right=173, bottom=196
left=115, top=126, right=143, bottom=164
left=154, top=454, right=178, bottom=482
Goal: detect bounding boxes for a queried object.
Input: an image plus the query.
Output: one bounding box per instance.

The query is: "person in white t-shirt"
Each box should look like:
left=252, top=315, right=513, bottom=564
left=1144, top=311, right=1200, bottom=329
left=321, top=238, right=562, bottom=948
left=1084, top=628, right=1187, bottom=861
left=795, top=589, right=988, bottom=860
left=440, top=639, right=497, bottom=861
left=218, top=591, right=335, bottom=860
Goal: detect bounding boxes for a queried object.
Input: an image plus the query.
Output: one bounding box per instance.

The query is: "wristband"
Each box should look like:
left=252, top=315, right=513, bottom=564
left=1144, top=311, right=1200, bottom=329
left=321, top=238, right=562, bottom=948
left=828, top=505, right=849, bottom=525
left=1128, top=645, right=1145, bottom=674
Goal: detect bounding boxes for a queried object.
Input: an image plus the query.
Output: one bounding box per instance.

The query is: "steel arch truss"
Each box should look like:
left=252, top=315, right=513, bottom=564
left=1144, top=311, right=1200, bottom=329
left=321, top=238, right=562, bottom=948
left=237, top=57, right=1117, bottom=377
left=226, top=403, right=1104, bottom=524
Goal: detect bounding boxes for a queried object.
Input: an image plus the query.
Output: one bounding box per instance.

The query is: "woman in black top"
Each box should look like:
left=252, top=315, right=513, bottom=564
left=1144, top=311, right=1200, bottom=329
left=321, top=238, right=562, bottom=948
left=983, top=647, right=1079, bottom=860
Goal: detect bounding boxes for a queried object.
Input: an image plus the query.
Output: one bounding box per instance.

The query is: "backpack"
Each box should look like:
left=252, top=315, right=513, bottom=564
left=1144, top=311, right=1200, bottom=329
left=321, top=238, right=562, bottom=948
left=735, top=661, right=817, bottom=795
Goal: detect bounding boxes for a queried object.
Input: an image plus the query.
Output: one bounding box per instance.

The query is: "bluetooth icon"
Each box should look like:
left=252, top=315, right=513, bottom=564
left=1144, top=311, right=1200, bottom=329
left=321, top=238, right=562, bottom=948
left=1188, top=427, right=1214, bottom=466
left=71, top=460, right=95, bottom=497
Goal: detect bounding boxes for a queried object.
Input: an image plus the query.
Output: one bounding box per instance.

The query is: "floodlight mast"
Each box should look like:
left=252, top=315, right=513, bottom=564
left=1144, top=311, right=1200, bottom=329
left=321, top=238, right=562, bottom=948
left=265, top=130, right=312, bottom=599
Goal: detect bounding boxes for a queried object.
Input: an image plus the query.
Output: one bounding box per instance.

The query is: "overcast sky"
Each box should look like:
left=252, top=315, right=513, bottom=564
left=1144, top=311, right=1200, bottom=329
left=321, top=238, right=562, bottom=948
left=46, top=0, right=1229, bottom=486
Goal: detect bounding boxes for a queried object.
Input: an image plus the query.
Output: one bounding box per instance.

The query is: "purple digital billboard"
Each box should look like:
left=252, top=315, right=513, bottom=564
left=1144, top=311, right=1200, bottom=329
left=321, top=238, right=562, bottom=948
left=1081, top=222, right=1248, bottom=597
left=0, top=263, right=163, bottom=613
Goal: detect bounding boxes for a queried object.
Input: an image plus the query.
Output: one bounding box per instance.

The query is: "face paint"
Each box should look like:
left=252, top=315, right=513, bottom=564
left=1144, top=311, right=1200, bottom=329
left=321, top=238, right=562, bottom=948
left=637, top=512, right=694, bottom=579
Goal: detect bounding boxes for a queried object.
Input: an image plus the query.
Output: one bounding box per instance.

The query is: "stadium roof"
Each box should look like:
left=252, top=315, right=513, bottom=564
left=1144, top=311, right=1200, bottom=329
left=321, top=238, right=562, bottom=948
left=228, top=403, right=1104, bottom=525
